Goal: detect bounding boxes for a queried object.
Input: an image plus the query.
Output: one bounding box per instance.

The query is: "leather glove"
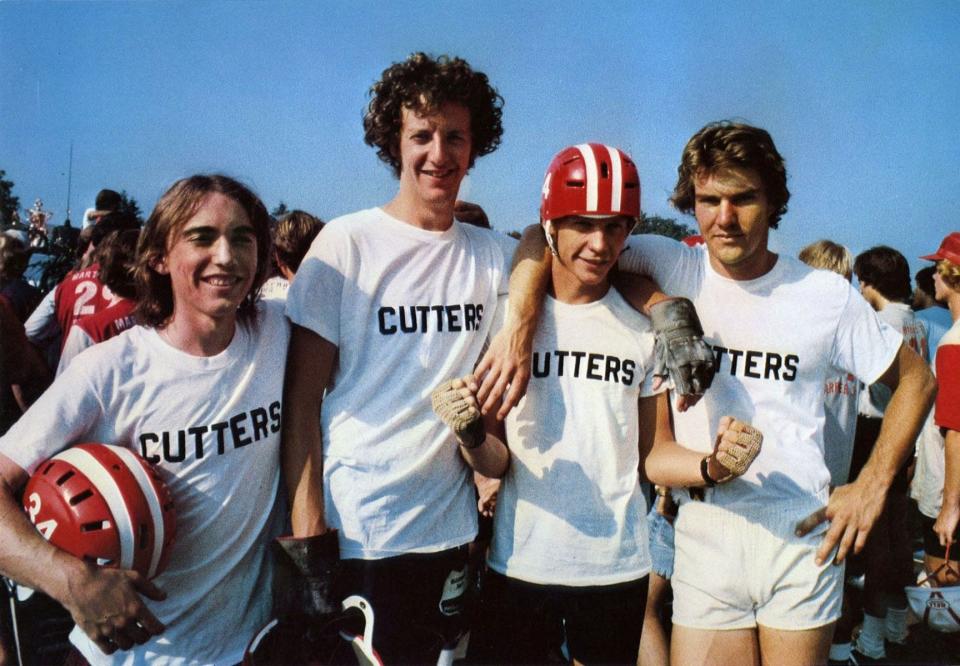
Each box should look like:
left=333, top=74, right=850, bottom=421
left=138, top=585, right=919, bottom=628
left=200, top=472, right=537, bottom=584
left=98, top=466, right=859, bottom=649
left=273, top=531, right=341, bottom=621
left=649, top=297, right=716, bottom=398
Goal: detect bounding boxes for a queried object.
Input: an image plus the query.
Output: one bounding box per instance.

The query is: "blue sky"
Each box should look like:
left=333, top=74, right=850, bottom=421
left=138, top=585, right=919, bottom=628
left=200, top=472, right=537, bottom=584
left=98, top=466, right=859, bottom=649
left=1, top=0, right=958, bottom=275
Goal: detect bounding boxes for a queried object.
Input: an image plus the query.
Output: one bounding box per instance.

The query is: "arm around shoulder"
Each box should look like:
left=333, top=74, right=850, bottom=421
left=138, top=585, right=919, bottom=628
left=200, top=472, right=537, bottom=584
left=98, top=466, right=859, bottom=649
left=476, top=224, right=551, bottom=417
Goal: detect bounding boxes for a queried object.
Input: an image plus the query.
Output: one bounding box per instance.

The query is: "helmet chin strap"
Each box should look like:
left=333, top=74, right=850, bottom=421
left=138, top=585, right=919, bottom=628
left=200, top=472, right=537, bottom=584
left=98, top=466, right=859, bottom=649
left=542, top=220, right=559, bottom=257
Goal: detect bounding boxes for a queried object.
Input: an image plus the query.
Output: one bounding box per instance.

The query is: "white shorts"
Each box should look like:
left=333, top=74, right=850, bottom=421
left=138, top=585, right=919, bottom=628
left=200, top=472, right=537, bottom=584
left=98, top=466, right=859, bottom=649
left=671, top=498, right=842, bottom=631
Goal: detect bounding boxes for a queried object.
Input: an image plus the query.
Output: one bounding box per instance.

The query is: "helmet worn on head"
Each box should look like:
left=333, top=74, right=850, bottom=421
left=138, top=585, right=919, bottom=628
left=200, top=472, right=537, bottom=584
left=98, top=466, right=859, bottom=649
left=22, top=443, right=176, bottom=580
left=540, top=143, right=641, bottom=223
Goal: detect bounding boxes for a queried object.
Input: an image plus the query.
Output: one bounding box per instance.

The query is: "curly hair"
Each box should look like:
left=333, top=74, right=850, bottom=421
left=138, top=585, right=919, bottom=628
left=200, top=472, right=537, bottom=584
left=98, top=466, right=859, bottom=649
left=937, top=259, right=960, bottom=292
left=363, top=52, right=504, bottom=177
left=133, top=174, right=272, bottom=328
left=671, top=121, right=790, bottom=229
left=274, top=210, right=323, bottom=274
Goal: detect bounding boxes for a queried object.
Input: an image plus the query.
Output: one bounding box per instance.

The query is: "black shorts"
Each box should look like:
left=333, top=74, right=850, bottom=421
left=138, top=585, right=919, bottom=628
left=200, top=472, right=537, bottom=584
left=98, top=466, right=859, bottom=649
left=337, top=545, right=470, bottom=665
left=920, top=514, right=960, bottom=560
left=851, top=415, right=911, bottom=492
left=469, top=569, right=648, bottom=665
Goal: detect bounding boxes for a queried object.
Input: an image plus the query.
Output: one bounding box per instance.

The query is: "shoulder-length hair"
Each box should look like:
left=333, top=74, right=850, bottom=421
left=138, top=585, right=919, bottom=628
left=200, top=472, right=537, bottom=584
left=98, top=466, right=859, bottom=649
left=133, top=174, right=272, bottom=328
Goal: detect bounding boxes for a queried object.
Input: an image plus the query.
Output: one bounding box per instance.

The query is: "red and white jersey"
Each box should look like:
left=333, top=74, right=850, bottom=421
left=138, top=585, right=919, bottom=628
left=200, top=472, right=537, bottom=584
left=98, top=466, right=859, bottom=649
left=57, top=298, right=137, bottom=375
left=53, top=264, right=120, bottom=349
left=935, top=320, right=960, bottom=432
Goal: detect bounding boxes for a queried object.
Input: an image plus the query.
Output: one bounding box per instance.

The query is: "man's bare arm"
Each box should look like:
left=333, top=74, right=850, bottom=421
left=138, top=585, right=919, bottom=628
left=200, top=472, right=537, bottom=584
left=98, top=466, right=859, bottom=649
left=432, top=375, right=510, bottom=478
left=934, top=428, right=960, bottom=547
left=475, top=224, right=550, bottom=418
left=282, top=325, right=338, bottom=536
left=797, top=343, right=936, bottom=564
left=641, top=393, right=762, bottom=487
left=613, top=271, right=671, bottom=314
left=0, top=454, right=166, bottom=654
left=476, top=225, right=715, bottom=417
left=615, top=273, right=713, bottom=411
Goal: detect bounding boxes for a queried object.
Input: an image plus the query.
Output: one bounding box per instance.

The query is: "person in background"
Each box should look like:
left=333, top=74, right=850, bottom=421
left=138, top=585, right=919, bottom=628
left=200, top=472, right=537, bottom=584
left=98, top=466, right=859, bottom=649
left=57, top=228, right=140, bottom=374
left=845, top=245, right=928, bottom=662
left=261, top=210, right=324, bottom=302
left=0, top=233, right=41, bottom=323
left=799, top=240, right=860, bottom=489
left=914, top=265, right=953, bottom=359
left=915, top=233, right=960, bottom=587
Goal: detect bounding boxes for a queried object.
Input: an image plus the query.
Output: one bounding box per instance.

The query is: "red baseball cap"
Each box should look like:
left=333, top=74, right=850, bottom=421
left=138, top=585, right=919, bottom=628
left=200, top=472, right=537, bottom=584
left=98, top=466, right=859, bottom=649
left=921, top=232, right=960, bottom=265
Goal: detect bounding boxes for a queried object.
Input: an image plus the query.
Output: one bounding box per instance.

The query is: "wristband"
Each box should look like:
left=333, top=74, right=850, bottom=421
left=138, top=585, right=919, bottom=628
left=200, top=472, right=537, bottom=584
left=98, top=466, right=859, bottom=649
left=459, top=433, right=485, bottom=450
left=700, top=456, right=717, bottom=487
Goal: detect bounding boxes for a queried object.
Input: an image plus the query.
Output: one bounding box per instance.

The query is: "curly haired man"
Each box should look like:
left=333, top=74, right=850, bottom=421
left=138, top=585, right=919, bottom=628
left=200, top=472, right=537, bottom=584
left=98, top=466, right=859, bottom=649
left=282, top=53, right=515, bottom=663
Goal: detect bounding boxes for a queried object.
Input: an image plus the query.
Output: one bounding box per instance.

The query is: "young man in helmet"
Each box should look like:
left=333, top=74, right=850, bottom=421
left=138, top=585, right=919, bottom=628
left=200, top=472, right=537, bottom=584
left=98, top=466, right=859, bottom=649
left=495, top=122, right=935, bottom=664
left=444, top=144, right=761, bottom=665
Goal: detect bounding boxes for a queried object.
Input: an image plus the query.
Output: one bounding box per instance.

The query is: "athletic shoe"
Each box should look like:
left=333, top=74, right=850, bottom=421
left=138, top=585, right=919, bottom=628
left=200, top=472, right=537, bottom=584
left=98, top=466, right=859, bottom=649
left=846, top=648, right=886, bottom=665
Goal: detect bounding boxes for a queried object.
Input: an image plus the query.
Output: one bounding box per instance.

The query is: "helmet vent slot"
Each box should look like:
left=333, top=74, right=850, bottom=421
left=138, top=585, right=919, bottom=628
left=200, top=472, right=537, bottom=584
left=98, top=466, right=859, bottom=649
left=69, top=489, right=93, bottom=505
left=42, top=462, right=55, bottom=475
left=565, top=180, right=584, bottom=188
left=625, top=182, right=638, bottom=189
left=56, top=470, right=75, bottom=485
left=81, top=520, right=108, bottom=532
left=600, top=162, right=609, bottom=178
left=138, top=524, right=149, bottom=549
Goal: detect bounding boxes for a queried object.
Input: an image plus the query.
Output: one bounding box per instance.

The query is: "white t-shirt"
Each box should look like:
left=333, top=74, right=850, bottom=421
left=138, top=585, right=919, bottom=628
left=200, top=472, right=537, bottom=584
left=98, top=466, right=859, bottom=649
left=0, top=300, right=290, bottom=666
left=912, top=318, right=960, bottom=518
left=488, top=290, right=659, bottom=585
left=858, top=303, right=926, bottom=418
left=286, top=209, right=516, bottom=559
left=260, top=275, right=289, bottom=301
left=619, top=237, right=902, bottom=512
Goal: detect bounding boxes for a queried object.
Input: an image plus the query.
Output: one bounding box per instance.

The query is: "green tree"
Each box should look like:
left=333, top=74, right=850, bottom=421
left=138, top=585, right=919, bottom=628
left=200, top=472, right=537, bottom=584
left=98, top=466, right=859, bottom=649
left=37, top=238, right=78, bottom=294
left=634, top=213, right=696, bottom=241
left=118, top=190, right=144, bottom=223
left=0, top=170, right=20, bottom=228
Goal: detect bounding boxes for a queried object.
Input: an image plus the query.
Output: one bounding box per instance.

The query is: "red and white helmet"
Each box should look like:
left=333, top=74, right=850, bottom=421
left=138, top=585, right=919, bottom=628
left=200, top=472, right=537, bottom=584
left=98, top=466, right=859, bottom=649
left=23, top=443, right=176, bottom=580
left=540, top=143, right=641, bottom=223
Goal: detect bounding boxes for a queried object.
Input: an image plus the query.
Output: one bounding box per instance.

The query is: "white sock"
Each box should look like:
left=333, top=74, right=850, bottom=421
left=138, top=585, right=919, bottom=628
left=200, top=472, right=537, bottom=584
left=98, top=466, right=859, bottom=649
left=885, top=605, right=909, bottom=643
left=856, top=614, right=887, bottom=658
left=829, top=642, right=852, bottom=661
